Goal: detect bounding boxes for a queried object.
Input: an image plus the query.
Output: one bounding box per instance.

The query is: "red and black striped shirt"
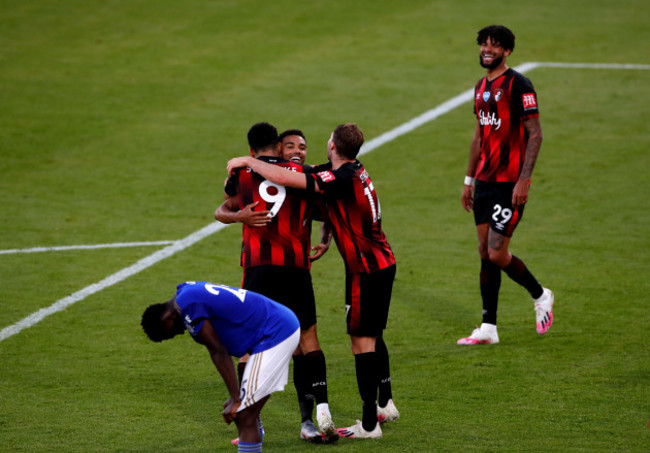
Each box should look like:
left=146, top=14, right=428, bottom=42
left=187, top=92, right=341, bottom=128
left=225, top=156, right=313, bottom=270
left=309, top=161, right=395, bottom=274
left=473, top=68, right=540, bottom=183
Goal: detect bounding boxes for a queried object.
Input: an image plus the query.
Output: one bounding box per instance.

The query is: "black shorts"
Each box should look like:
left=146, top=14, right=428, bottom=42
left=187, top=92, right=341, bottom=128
left=345, top=265, right=396, bottom=337
left=473, top=180, right=526, bottom=238
left=243, top=265, right=317, bottom=330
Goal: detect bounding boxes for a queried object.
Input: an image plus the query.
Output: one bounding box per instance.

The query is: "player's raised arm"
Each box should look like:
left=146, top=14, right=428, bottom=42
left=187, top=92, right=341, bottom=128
left=227, top=156, right=318, bottom=191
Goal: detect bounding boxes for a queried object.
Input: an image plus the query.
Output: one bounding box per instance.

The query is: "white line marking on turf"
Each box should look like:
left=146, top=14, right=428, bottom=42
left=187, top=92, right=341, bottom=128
left=0, top=222, right=228, bottom=342
left=2, top=61, right=648, bottom=343
left=0, top=241, right=176, bottom=255
left=359, top=88, right=474, bottom=156
left=536, top=62, right=650, bottom=70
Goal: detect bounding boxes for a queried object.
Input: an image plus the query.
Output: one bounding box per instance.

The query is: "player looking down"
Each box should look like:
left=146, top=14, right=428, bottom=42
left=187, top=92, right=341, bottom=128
left=140, top=281, right=300, bottom=453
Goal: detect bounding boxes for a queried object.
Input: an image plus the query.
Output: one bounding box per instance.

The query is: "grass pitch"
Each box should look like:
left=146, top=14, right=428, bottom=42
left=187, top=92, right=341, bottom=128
left=1, top=1, right=649, bottom=451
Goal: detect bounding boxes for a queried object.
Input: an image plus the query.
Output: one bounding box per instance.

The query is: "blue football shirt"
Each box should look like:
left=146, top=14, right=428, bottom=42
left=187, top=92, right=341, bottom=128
left=175, top=281, right=299, bottom=357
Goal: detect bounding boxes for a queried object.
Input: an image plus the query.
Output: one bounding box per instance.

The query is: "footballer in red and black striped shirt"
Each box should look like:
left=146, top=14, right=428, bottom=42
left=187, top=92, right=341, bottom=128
left=227, top=123, right=399, bottom=436
left=459, top=26, right=554, bottom=347
left=225, top=155, right=313, bottom=270
left=473, top=67, right=539, bottom=183
left=309, top=160, right=395, bottom=275
left=218, top=124, right=336, bottom=441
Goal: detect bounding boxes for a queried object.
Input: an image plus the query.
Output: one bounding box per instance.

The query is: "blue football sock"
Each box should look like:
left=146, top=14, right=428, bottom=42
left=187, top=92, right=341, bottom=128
left=238, top=441, right=262, bottom=453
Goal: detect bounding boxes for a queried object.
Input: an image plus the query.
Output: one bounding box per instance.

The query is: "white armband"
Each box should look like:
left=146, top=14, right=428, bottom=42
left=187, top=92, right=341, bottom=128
left=464, top=176, right=475, bottom=186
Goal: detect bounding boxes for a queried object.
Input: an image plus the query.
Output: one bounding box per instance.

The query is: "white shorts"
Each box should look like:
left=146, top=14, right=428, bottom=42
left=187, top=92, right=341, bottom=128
left=237, top=328, right=300, bottom=412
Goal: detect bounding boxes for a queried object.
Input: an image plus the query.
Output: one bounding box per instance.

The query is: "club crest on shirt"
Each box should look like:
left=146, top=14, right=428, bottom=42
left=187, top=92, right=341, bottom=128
left=317, top=171, right=335, bottom=182
left=494, top=89, right=503, bottom=102
left=483, top=91, right=491, bottom=102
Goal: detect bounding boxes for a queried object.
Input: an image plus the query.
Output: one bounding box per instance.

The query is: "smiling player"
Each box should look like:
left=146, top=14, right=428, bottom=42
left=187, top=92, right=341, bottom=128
left=458, top=25, right=554, bottom=345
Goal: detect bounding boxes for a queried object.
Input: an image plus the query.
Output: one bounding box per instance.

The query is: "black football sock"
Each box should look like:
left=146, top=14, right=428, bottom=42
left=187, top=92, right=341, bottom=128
left=504, top=255, right=544, bottom=299
left=375, top=336, right=393, bottom=407
left=293, top=355, right=313, bottom=422
left=304, top=350, right=328, bottom=405
left=481, top=258, right=502, bottom=325
left=355, top=352, right=379, bottom=432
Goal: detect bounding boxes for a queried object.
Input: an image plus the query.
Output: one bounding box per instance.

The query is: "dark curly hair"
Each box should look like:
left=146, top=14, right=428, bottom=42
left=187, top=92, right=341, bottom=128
left=247, top=122, right=279, bottom=153
left=477, top=25, right=515, bottom=51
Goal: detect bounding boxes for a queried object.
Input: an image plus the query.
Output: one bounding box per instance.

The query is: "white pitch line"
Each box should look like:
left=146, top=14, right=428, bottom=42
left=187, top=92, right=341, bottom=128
left=359, top=88, right=475, bottom=156
left=536, top=62, right=650, bottom=70
left=2, top=61, right=649, bottom=343
left=0, top=222, right=228, bottom=342
left=0, top=240, right=176, bottom=255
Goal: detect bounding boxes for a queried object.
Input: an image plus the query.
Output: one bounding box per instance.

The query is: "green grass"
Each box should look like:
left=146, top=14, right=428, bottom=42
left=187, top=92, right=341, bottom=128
left=1, top=0, right=649, bottom=451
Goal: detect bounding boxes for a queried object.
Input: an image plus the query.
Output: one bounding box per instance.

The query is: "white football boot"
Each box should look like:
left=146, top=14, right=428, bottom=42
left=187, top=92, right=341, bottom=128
left=377, top=399, right=400, bottom=424
left=457, top=323, right=499, bottom=345
left=316, top=403, right=338, bottom=443
left=337, top=419, right=382, bottom=439
left=534, top=287, right=554, bottom=334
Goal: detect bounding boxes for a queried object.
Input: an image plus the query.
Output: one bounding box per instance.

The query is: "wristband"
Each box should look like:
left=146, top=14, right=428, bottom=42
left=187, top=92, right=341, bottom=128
left=464, top=176, right=475, bottom=186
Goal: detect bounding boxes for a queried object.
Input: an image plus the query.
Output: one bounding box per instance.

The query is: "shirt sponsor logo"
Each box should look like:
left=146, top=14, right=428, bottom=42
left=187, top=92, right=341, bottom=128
left=479, top=109, right=501, bottom=130
left=317, top=171, right=335, bottom=182
left=482, top=91, right=491, bottom=102
left=523, top=93, right=537, bottom=110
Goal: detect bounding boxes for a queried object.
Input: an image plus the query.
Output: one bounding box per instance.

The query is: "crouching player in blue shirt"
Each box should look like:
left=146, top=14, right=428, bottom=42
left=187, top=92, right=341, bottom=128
left=141, top=281, right=300, bottom=453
